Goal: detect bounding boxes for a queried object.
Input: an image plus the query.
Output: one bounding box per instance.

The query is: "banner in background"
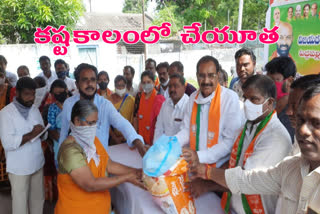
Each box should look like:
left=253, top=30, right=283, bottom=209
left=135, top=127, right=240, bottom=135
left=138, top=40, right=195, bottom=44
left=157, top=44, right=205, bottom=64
left=268, top=0, right=320, bottom=75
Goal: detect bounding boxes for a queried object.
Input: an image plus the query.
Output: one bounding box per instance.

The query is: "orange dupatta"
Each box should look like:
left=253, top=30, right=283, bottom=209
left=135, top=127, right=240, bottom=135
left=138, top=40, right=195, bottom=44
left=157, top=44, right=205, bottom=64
left=55, top=137, right=111, bottom=214
left=189, top=84, right=222, bottom=167
left=138, top=89, right=157, bottom=145
left=221, top=111, right=276, bottom=214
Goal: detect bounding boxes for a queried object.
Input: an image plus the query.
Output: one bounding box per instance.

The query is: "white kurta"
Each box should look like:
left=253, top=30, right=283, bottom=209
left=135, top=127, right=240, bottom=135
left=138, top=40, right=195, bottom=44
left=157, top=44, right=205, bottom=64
left=230, top=113, right=292, bottom=214
left=64, top=77, right=78, bottom=94
left=0, top=103, right=45, bottom=175
left=175, top=87, right=243, bottom=166
left=153, top=94, right=189, bottom=142
left=226, top=154, right=320, bottom=214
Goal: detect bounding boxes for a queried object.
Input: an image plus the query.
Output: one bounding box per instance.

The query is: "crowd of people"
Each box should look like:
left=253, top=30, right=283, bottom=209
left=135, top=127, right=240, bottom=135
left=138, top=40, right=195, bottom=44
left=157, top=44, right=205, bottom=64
left=0, top=47, right=319, bottom=214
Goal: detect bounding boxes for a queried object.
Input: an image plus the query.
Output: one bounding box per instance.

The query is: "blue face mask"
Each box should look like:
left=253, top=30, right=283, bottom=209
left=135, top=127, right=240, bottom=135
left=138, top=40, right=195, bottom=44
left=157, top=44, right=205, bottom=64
left=57, top=71, right=67, bottom=79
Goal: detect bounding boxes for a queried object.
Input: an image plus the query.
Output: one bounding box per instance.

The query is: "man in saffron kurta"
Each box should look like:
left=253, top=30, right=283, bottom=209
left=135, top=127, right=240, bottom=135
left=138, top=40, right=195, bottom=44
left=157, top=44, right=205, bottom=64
left=175, top=56, right=242, bottom=197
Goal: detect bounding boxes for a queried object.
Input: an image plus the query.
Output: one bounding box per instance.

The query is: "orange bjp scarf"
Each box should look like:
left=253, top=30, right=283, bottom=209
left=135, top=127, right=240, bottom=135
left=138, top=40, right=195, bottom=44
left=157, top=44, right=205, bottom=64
left=189, top=84, right=222, bottom=167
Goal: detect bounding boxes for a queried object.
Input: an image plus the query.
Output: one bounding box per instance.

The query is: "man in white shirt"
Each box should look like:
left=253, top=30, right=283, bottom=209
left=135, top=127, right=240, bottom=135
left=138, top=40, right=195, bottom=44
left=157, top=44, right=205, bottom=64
left=187, top=84, right=320, bottom=214
left=37, top=55, right=57, bottom=89
left=54, top=59, right=77, bottom=94
left=0, top=77, right=47, bottom=214
left=156, top=62, right=170, bottom=99
left=230, top=48, right=256, bottom=101
left=154, top=73, right=189, bottom=142
left=175, top=55, right=242, bottom=197
left=185, top=74, right=292, bottom=213
left=123, top=65, right=139, bottom=97
left=286, top=74, right=320, bottom=155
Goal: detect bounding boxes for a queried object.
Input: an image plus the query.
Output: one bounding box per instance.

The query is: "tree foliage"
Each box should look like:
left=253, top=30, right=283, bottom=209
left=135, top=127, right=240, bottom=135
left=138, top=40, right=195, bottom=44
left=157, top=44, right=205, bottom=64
left=0, top=0, right=85, bottom=44
left=122, top=0, right=148, bottom=13
left=153, top=0, right=269, bottom=35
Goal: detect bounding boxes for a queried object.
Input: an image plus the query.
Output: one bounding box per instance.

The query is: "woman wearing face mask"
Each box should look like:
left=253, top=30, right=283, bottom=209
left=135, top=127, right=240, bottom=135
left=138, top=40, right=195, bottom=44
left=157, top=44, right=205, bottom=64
left=47, top=80, right=69, bottom=167
left=109, top=75, right=135, bottom=145
left=97, top=71, right=112, bottom=100
left=55, top=100, right=144, bottom=214
left=133, top=70, right=165, bottom=145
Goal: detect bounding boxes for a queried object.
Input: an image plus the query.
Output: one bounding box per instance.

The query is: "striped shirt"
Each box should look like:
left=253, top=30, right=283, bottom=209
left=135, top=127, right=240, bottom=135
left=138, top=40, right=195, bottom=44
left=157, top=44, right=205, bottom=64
left=225, top=154, right=320, bottom=214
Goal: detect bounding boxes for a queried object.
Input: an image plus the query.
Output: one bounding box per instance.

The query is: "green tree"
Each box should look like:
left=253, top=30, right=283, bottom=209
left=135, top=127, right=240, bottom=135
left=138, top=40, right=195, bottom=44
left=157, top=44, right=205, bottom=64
left=153, top=0, right=269, bottom=36
left=122, top=0, right=148, bottom=13
left=0, top=0, right=85, bottom=44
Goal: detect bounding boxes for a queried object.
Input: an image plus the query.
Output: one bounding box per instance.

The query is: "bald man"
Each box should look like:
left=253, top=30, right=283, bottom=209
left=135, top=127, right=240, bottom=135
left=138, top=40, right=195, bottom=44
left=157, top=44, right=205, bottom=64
left=311, top=3, right=318, bottom=18
left=270, top=22, right=294, bottom=60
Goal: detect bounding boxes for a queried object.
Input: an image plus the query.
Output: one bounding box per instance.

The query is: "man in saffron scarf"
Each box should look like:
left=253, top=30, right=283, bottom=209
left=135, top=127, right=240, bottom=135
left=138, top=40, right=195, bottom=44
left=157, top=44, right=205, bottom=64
left=174, top=56, right=242, bottom=197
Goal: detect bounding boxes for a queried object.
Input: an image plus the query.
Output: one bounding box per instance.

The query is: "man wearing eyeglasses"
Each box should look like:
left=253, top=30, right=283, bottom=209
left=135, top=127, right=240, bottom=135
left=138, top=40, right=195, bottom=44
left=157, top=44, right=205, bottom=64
left=174, top=55, right=242, bottom=198
left=270, top=22, right=294, bottom=61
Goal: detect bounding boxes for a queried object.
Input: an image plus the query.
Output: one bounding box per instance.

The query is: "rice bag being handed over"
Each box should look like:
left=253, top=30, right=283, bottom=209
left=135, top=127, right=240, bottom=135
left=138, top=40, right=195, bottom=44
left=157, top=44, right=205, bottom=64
left=143, top=135, right=196, bottom=214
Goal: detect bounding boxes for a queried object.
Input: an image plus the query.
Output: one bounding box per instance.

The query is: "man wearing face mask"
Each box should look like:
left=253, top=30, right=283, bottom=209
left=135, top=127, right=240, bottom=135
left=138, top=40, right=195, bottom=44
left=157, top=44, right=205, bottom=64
left=0, top=77, right=47, bottom=214
left=174, top=56, right=242, bottom=198
left=59, top=63, right=146, bottom=156
left=54, top=59, right=77, bottom=95
left=183, top=75, right=292, bottom=214
left=133, top=70, right=165, bottom=145
left=97, top=71, right=112, bottom=100
left=109, top=75, right=135, bottom=145
left=156, top=62, right=170, bottom=99
left=266, top=56, right=296, bottom=143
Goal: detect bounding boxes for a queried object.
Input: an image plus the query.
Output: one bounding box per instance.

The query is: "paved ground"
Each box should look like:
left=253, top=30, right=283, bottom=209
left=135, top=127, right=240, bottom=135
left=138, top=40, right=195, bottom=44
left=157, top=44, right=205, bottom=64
left=0, top=182, right=55, bottom=214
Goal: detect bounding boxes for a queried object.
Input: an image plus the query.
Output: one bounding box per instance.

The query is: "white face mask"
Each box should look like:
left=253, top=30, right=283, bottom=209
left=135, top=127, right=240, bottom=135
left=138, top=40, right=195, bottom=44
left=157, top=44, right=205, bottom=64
left=0, top=77, right=5, bottom=85
left=244, top=98, right=269, bottom=121
left=142, top=83, right=154, bottom=93
left=34, top=86, right=48, bottom=108
left=70, top=122, right=97, bottom=148
left=115, top=88, right=127, bottom=97
left=161, top=78, right=169, bottom=87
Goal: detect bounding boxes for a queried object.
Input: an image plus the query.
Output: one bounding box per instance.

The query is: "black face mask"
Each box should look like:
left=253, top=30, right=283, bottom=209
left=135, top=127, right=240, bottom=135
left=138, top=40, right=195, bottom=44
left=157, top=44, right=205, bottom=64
left=54, top=91, right=68, bottom=103
left=98, top=82, right=108, bottom=90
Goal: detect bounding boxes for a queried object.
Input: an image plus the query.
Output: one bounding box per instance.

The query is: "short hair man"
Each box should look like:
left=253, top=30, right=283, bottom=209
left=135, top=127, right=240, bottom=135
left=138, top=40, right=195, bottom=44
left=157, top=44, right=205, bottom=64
left=123, top=65, right=138, bottom=97
left=154, top=73, right=189, bottom=141
left=145, top=58, right=160, bottom=88
left=0, top=77, right=47, bottom=214
left=0, top=55, right=18, bottom=87
left=266, top=56, right=296, bottom=142
left=17, top=66, right=30, bottom=79
left=58, top=63, right=146, bottom=156
left=311, top=3, right=318, bottom=17
left=287, top=7, right=293, bottom=21
left=54, top=59, right=77, bottom=94
left=174, top=55, right=242, bottom=198
left=286, top=74, right=320, bottom=155
left=270, top=22, right=294, bottom=60
left=184, top=74, right=292, bottom=213
left=303, top=4, right=310, bottom=19
left=230, top=48, right=256, bottom=101
left=37, top=55, right=57, bottom=89
left=188, top=84, right=320, bottom=214
left=156, top=62, right=170, bottom=98
left=218, top=69, right=228, bottom=87
left=168, top=61, right=197, bottom=96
